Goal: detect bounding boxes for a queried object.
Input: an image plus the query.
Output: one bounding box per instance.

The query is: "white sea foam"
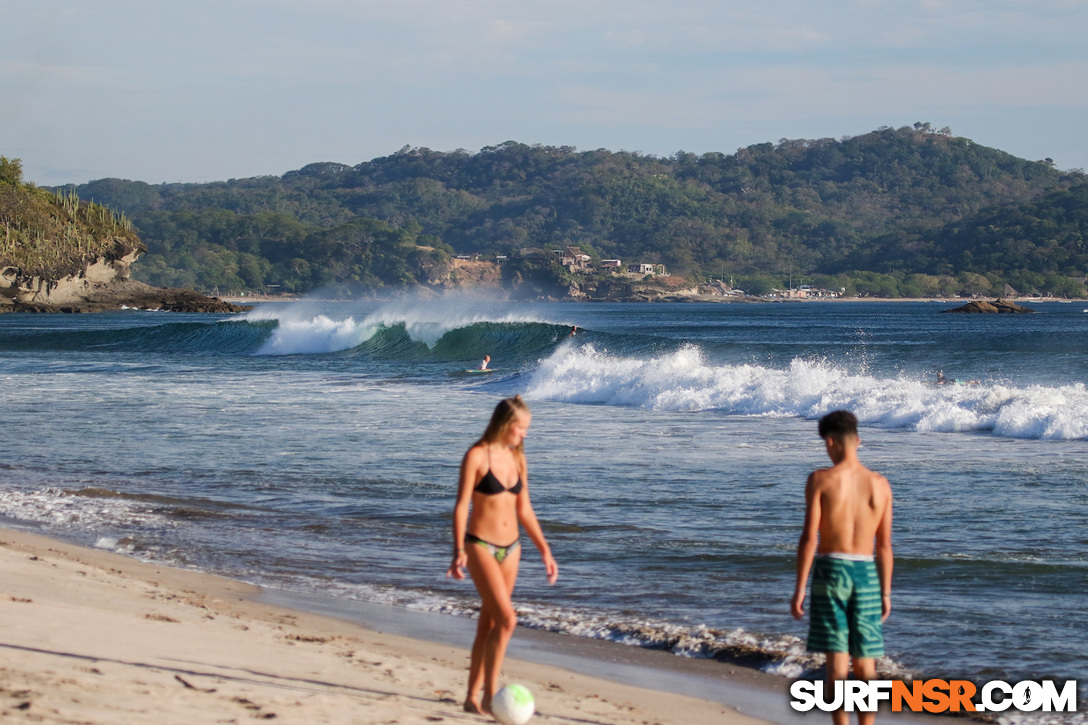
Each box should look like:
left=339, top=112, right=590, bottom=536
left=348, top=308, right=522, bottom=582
left=0, top=487, right=173, bottom=535
left=525, top=345, right=1088, bottom=440
left=257, top=314, right=380, bottom=355
left=261, top=573, right=836, bottom=673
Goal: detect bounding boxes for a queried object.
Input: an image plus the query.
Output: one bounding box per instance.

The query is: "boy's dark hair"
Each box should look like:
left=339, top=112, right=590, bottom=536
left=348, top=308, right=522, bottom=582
left=818, top=410, right=858, bottom=440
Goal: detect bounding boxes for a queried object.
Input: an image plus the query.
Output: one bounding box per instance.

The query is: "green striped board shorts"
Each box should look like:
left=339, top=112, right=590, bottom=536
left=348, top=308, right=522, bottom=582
left=807, top=555, right=885, bottom=658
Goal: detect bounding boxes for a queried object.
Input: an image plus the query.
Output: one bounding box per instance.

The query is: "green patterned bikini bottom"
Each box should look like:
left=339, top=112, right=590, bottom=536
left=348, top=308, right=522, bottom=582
left=465, top=532, right=521, bottom=563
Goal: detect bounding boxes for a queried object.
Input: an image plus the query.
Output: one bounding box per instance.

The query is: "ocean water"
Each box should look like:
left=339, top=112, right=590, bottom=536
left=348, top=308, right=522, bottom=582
left=1, top=298, right=1085, bottom=720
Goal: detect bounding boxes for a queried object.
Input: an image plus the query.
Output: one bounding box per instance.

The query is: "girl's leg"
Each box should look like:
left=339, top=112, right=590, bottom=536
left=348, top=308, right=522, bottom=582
left=466, top=543, right=521, bottom=712
left=463, top=608, right=492, bottom=713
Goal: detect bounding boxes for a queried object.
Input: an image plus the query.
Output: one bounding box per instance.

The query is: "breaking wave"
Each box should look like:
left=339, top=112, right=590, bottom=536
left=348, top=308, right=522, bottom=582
left=525, top=344, right=1088, bottom=440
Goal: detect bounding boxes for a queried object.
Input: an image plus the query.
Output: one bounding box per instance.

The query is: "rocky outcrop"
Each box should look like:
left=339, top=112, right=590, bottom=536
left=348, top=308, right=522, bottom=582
left=446, top=258, right=503, bottom=289
left=941, top=298, right=1034, bottom=314
left=8, top=279, right=249, bottom=313
left=2, top=248, right=140, bottom=306
left=1, top=251, right=249, bottom=314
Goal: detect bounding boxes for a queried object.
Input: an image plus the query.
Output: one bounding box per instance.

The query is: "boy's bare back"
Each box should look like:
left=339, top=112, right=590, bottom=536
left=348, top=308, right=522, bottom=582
left=809, top=461, right=891, bottom=557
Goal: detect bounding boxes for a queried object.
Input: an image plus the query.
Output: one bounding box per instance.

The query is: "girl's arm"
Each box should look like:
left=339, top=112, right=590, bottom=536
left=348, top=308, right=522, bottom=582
left=447, top=446, right=481, bottom=579
left=515, top=455, right=558, bottom=584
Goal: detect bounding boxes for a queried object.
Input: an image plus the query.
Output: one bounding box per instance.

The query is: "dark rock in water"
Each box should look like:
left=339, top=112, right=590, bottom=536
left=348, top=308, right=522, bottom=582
left=941, top=298, right=1034, bottom=314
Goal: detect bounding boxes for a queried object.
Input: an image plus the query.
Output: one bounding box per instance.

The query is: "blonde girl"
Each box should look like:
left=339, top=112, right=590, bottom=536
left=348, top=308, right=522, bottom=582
left=447, top=395, right=558, bottom=715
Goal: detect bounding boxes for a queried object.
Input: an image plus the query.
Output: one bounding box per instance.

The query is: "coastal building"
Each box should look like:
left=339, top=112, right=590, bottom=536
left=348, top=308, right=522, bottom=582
left=555, top=246, right=592, bottom=270
left=628, top=263, right=666, bottom=276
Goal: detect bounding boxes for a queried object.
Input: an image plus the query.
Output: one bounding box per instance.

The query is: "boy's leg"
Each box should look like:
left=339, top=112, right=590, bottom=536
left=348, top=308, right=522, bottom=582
left=826, top=652, right=851, bottom=725
left=852, top=657, right=877, bottom=725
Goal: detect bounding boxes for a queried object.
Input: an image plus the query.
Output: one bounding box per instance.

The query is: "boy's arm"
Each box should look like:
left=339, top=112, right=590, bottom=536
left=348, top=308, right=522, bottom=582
left=875, top=479, right=893, bottom=622
left=792, top=472, right=820, bottom=620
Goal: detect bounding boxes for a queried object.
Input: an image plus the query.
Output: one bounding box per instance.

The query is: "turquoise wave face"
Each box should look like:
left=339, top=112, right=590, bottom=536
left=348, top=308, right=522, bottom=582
left=0, top=317, right=277, bottom=355
left=0, top=312, right=573, bottom=363
left=358, top=320, right=575, bottom=363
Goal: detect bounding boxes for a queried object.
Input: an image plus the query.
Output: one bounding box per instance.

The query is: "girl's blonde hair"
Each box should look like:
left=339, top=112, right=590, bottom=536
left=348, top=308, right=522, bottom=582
left=477, top=395, right=530, bottom=454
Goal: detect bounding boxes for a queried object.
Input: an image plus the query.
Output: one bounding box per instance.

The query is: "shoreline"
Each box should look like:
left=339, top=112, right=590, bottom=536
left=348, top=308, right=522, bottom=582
left=0, top=523, right=953, bottom=724
left=0, top=523, right=772, bottom=724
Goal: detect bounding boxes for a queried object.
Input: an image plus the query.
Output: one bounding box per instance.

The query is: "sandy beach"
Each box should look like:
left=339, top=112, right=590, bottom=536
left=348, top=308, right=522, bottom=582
left=0, top=526, right=770, bottom=724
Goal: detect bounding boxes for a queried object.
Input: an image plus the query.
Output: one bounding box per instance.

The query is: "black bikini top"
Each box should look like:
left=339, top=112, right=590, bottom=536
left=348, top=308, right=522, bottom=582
left=474, top=447, right=524, bottom=495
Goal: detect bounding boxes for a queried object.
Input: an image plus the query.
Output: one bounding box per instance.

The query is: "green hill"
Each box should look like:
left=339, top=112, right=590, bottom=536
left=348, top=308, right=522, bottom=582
left=58, top=124, right=1088, bottom=298
left=862, top=182, right=1088, bottom=297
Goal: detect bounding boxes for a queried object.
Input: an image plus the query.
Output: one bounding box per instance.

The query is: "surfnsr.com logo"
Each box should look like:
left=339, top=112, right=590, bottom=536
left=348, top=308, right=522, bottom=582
left=790, top=679, right=1078, bottom=713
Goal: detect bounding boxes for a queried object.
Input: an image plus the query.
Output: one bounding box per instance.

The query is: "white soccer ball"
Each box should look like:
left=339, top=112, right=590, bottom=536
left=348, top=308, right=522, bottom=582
left=492, top=683, right=535, bottom=725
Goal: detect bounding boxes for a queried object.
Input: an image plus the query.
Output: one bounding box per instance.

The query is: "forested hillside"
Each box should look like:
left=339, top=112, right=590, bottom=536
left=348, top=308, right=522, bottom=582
left=61, top=125, right=1088, bottom=297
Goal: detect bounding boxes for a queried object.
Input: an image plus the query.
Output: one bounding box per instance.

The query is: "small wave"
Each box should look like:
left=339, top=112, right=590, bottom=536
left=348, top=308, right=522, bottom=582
left=0, top=486, right=176, bottom=532
left=0, top=319, right=273, bottom=355
left=525, top=345, right=1088, bottom=440
left=360, top=299, right=556, bottom=348
left=245, top=299, right=573, bottom=359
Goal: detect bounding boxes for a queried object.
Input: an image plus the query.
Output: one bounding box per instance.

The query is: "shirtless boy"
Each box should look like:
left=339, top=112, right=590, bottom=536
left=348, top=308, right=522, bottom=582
left=792, top=410, right=893, bottom=725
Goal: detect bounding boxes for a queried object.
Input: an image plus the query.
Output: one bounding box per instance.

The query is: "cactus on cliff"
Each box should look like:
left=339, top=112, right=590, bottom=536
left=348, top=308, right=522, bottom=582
left=0, top=156, right=145, bottom=280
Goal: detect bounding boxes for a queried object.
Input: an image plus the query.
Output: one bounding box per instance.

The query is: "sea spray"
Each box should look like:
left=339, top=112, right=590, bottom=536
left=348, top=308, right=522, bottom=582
left=257, top=314, right=381, bottom=355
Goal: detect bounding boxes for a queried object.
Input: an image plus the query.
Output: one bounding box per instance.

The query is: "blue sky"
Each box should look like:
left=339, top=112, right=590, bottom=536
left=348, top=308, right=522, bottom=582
left=3, top=0, right=1087, bottom=186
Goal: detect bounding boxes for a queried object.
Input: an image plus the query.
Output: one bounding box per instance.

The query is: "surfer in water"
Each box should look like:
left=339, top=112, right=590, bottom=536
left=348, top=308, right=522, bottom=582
left=479, top=355, right=491, bottom=371
left=447, top=396, right=558, bottom=716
